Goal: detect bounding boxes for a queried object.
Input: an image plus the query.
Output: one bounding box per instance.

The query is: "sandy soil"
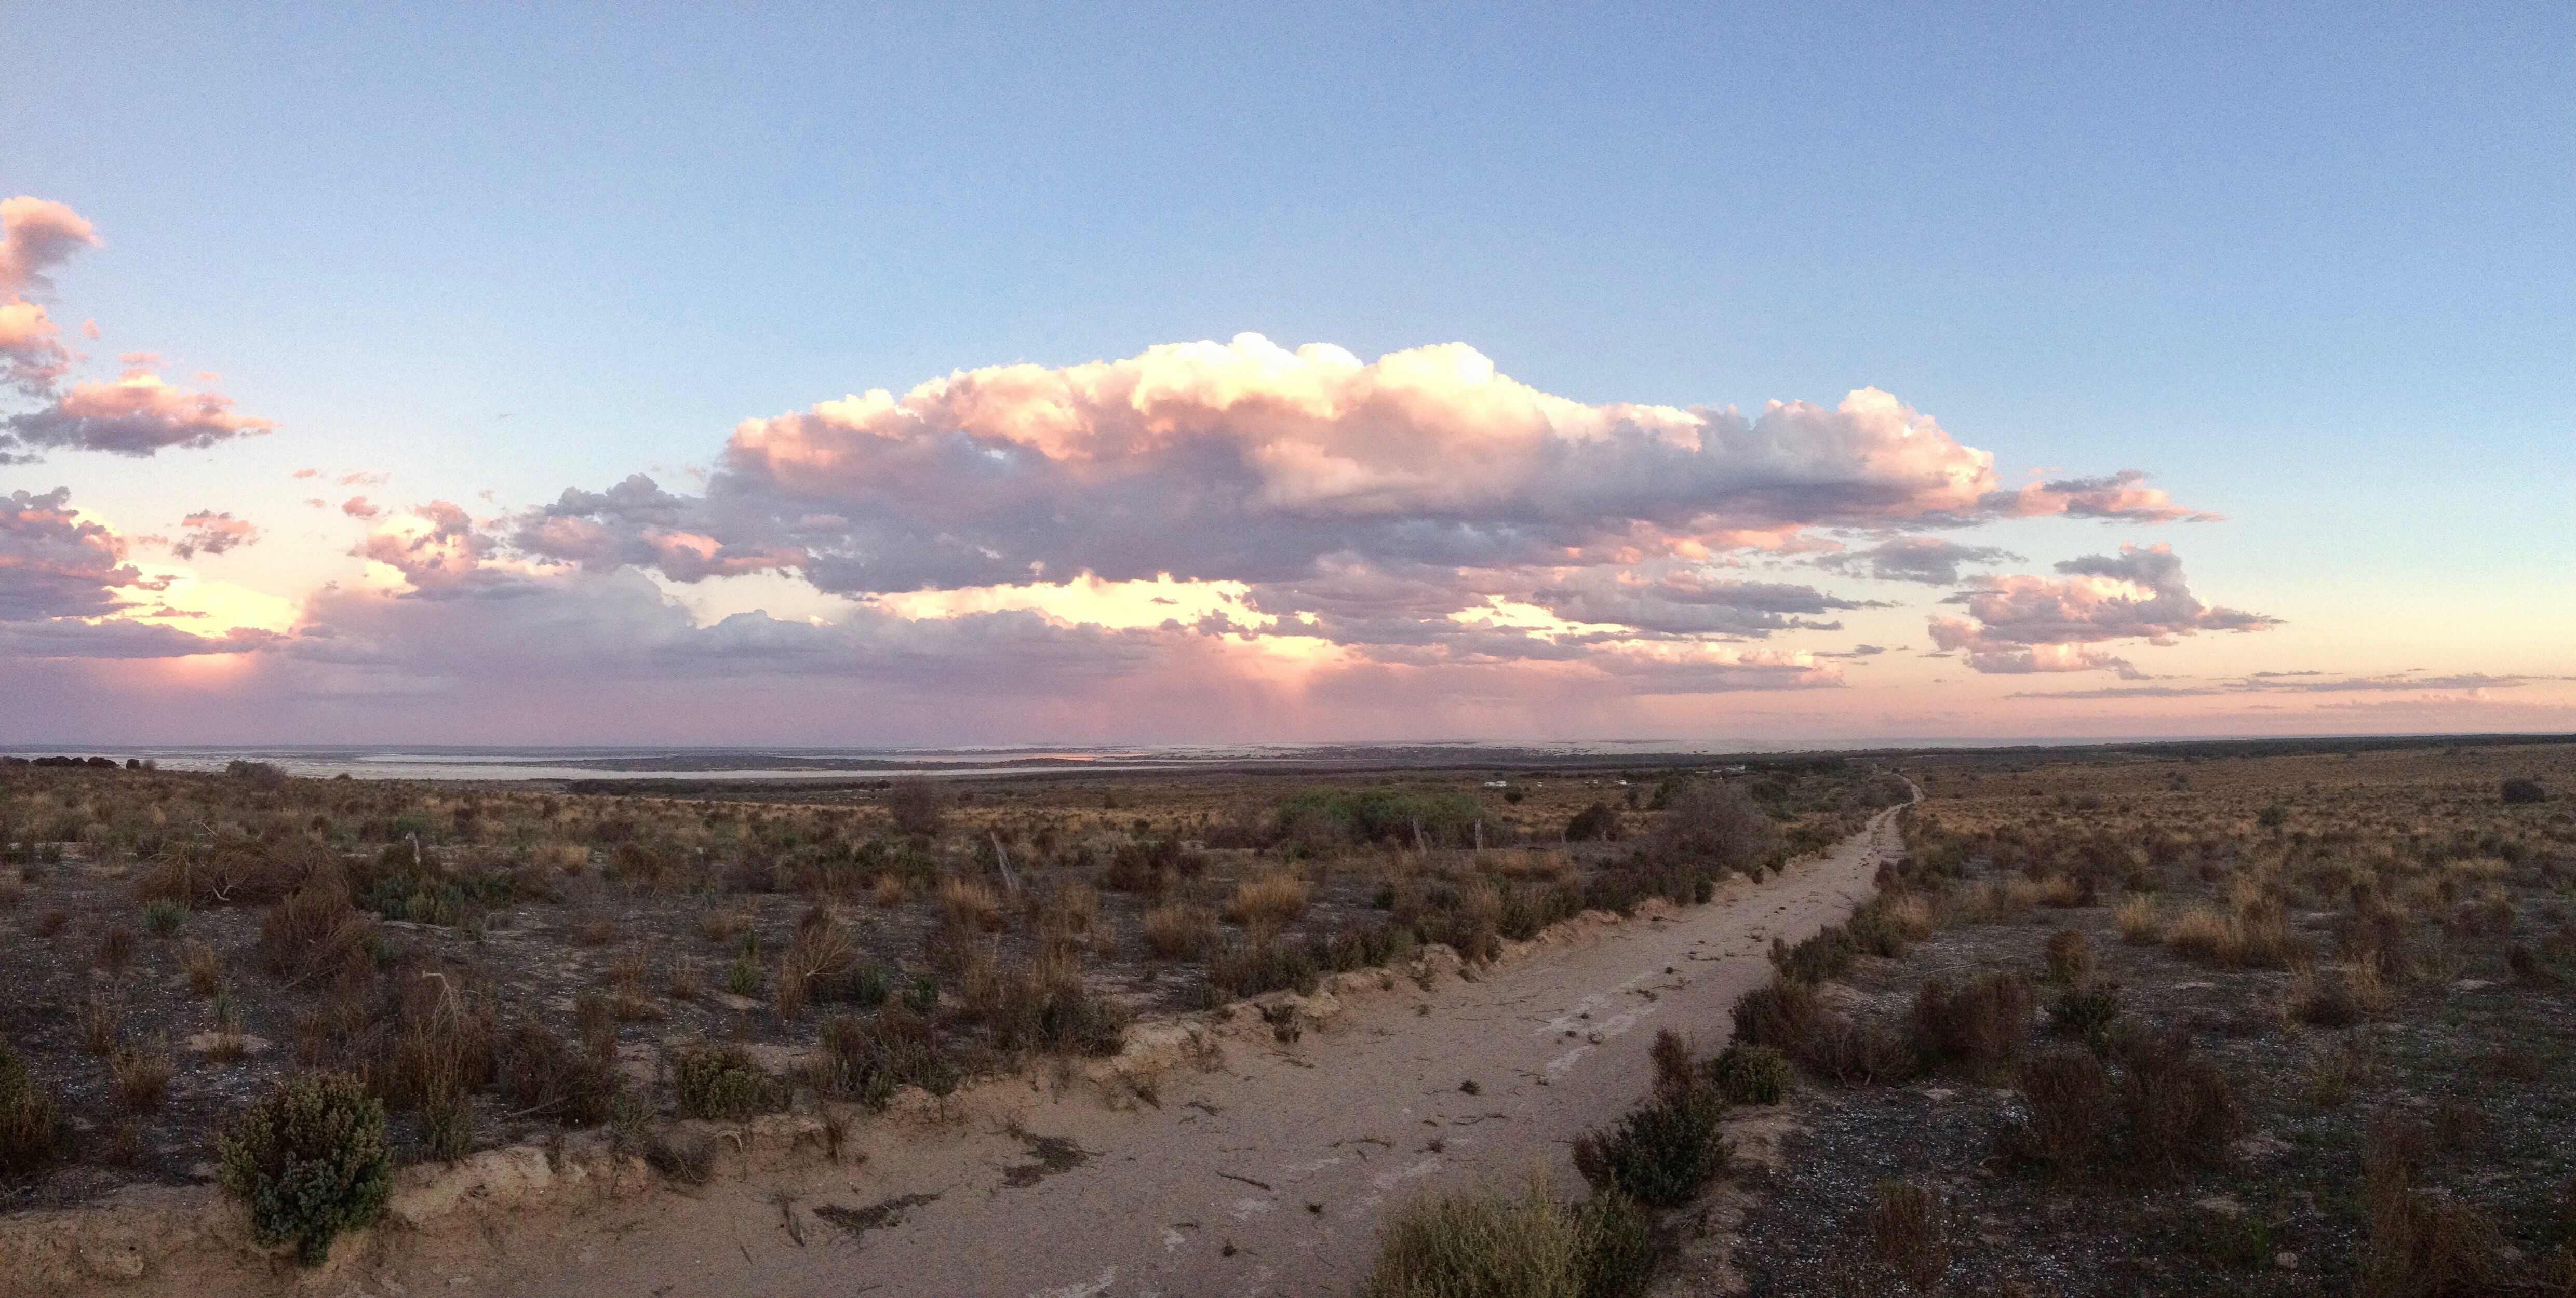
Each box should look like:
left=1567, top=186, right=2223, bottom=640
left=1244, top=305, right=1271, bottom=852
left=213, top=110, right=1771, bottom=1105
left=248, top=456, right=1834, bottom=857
left=387, top=802, right=1904, bottom=1298
left=10, top=801, right=1903, bottom=1298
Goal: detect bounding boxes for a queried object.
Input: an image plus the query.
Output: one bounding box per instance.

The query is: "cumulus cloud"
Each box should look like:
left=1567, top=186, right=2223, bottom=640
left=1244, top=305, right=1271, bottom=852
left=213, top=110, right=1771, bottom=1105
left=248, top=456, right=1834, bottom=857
left=0, top=197, right=275, bottom=459
left=0, top=486, right=272, bottom=658
left=170, top=510, right=260, bottom=559
left=519, top=336, right=2205, bottom=593
left=342, top=496, right=381, bottom=520
left=1816, top=535, right=2018, bottom=585
left=1928, top=544, right=2275, bottom=673
left=351, top=501, right=533, bottom=598
left=490, top=334, right=2217, bottom=671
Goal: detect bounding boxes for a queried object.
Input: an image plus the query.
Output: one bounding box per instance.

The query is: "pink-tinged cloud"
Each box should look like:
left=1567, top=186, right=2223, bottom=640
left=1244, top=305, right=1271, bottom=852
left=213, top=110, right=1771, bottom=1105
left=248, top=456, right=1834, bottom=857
left=6, top=367, right=278, bottom=456
left=2, top=487, right=150, bottom=620
left=171, top=510, right=260, bottom=559
left=0, top=198, right=99, bottom=295
left=80, top=319, right=99, bottom=340
left=1929, top=544, right=2275, bottom=673
left=351, top=501, right=546, bottom=597
left=342, top=496, right=381, bottom=519
left=495, top=335, right=2219, bottom=666
left=521, top=337, right=2208, bottom=597
left=0, top=199, right=100, bottom=402
left=0, top=197, right=277, bottom=461
left=1998, top=470, right=2222, bottom=523
left=0, top=486, right=272, bottom=660
left=293, top=468, right=319, bottom=479
left=0, top=296, right=72, bottom=398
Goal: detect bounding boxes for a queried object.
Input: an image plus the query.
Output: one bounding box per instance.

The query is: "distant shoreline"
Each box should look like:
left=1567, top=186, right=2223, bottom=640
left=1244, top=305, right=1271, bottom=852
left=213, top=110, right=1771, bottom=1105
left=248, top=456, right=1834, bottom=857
left=3, top=731, right=2569, bottom=785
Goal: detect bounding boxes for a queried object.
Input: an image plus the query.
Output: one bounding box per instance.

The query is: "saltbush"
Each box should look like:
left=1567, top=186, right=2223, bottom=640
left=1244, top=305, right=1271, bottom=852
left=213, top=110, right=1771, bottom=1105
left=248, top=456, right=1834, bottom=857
left=672, top=1044, right=772, bottom=1119
left=216, top=1072, right=394, bottom=1264
left=1571, top=1085, right=1730, bottom=1208
left=1705, top=1043, right=1791, bottom=1105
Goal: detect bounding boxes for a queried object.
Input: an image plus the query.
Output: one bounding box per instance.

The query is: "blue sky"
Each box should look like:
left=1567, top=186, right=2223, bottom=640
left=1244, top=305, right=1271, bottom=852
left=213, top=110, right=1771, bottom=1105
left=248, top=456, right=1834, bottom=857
left=3, top=3, right=2569, bottom=742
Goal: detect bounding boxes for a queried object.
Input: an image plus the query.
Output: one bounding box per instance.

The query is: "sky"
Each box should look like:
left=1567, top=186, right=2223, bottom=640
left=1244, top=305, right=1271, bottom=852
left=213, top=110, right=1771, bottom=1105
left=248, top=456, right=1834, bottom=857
left=2, top=2, right=2570, bottom=747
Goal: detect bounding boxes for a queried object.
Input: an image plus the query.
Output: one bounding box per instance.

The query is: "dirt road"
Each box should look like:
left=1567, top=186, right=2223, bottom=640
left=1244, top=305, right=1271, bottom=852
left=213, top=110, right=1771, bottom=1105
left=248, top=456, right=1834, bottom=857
left=417, top=801, right=1906, bottom=1298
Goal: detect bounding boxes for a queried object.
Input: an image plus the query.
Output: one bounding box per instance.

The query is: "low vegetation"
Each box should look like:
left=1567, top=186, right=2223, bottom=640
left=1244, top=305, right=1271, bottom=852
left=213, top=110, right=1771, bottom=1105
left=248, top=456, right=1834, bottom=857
left=214, top=1072, right=393, bottom=1264
left=1714, top=738, right=2576, bottom=1295
left=0, top=753, right=1903, bottom=1212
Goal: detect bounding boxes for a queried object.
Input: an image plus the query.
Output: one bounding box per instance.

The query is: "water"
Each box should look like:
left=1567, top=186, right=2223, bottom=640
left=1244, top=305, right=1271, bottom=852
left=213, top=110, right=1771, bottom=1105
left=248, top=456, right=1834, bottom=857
left=0, top=740, right=1803, bottom=783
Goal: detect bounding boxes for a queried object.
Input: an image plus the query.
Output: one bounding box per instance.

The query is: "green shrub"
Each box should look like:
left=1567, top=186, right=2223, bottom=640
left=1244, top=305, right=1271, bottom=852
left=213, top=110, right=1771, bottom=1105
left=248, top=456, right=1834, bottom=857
left=216, top=1072, right=394, bottom=1264
left=1705, top=1044, right=1790, bottom=1105
left=0, top=1040, right=62, bottom=1175
left=672, top=1044, right=771, bottom=1119
left=1570, top=1085, right=1730, bottom=1208
left=1572, top=1188, right=1658, bottom=1298
left=141, top=898, right=186, bottom=938
left=1278, top=787, right=1494, bottom=850
left=1364, top=1178, right=1588, bottom=1298
left=2048, top=982, right=2125, bottom=1049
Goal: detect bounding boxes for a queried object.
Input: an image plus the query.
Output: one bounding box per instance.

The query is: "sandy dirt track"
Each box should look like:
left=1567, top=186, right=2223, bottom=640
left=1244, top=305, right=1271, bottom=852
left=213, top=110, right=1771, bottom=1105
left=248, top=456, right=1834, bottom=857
left=412, top=801, right=1909, bottom=1298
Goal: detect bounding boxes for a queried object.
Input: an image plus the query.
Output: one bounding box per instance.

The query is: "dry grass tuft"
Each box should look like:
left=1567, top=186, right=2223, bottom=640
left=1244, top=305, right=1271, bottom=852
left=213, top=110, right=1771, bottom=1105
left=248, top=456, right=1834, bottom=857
left=76, top=993, right=124, bottom=1055
left=2115, top=894, right=2162, bottom=944
left=92, top=926, right=140, bottom=976
left=257, top=878, right=373, bottom=990
left=1910, top=972, right=2035, bottom=1075
left=109, top=1035, right=172, bottom=1112
left=939, top=877, right=1008, bottom=931
left=1883, top=893, right=1936, bottom=941
left=1144, top=903, right=1219, bottom=959
left=1870, top=1180, right=1952, bottom=1292
left=180, top=938, right=224, bottom=996
left=1224, top=871, right=1312, bottom=927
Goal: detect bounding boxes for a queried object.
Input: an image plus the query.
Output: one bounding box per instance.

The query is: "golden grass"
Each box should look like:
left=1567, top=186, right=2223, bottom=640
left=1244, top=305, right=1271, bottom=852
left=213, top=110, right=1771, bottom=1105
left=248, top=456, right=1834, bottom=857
left=2115, top=895, right=2162, bottom=944
left=940, top=877, right=1008, bottom=931
left=1224, top=871, right=1312, bottom=926
left=1883, top=894, right=1936, bottom=941
left=872, top=873, right=905, bottom=909
left=179, top=938, right=224, bottom=996
left=2167, top=904, right=2296, bottom=968
left=1143, top=902, right=1218, bottom=959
